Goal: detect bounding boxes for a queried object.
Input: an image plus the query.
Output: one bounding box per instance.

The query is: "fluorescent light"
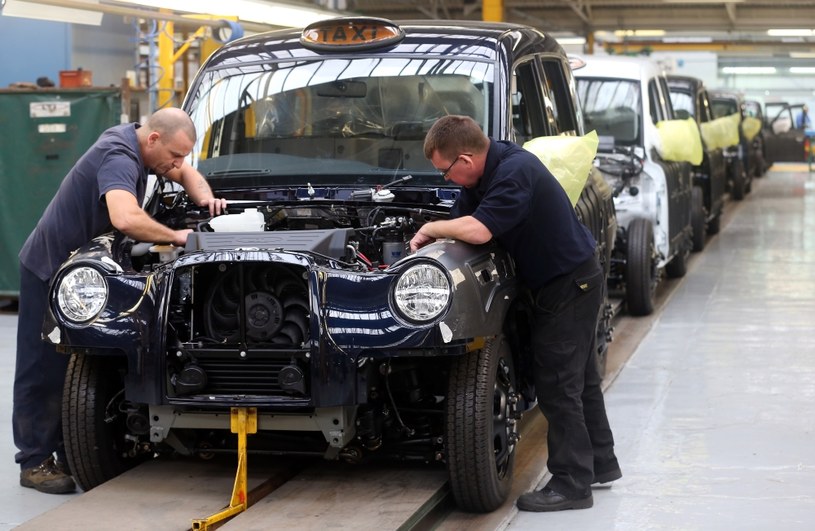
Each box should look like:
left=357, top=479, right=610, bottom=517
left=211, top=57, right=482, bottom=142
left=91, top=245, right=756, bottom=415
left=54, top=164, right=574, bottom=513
left=663, top=36, right=714, bottom=43
left=790, top=67, right=815, bottom=74
left=767, top=29, right=814, bottom=37
left=558, top=37, right=586, bottom=45
left=721, top=66, right=777, bottom=75
left=1, top=0, right=103, bottom=25
left=108, top=0, right=337, bottom=27
left=614, top=29, right=666, bottom=37
left=790, top=52, right=815, bottom=59
left=665, top=0, right=744, bottom=3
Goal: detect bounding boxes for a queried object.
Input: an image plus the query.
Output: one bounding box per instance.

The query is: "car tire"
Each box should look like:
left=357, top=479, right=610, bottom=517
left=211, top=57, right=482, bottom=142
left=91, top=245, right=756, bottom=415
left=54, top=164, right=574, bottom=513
left=665, top=244, right=688, bottom=279
left=446, top=335, right=516, bottom=513
left=690, top=186, right=706, bottom=252
left=625, top=218, right=656, bottom=316
left=754, top=137, right=767, bottom=177
left=707, top=211, right=721, bottom=235
left=730, top=158, right=747, bottom=200
left=63, top=353, right=148, bottom=491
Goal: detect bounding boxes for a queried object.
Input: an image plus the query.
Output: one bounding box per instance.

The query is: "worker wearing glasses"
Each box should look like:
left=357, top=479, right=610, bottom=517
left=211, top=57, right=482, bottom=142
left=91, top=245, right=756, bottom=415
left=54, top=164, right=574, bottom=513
left=410, top=115, right=621, bottom=513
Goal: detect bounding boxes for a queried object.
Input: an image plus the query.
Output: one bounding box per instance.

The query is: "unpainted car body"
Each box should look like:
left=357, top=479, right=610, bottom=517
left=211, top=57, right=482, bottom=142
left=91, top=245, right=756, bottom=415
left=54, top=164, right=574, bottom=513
left=575, top=56, right=694, bottom=316
left=709, top=89, right=756, bottom=197
left=45, top=18, right=616, bottom=513
left=667, top=75, right=728, bottom=233
left=742, top=99, right=769, bottom=176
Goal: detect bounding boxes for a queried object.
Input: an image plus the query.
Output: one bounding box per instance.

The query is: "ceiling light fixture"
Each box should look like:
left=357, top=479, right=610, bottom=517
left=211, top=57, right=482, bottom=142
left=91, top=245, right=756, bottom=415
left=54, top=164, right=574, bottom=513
left=790, top=67, right=815, bottom=74
left=1, top=0, right=103, bottom=25
left=664, top=0, right=745, bottom=4
left=721, top=66, right=777, bottom=75
left=614, top=29, right=666, bottom=37
left=767, top=29, right=814, bottom=37
left=558, top=37, right=587, bottom=45
left=107, top=0, right=337, bottom=27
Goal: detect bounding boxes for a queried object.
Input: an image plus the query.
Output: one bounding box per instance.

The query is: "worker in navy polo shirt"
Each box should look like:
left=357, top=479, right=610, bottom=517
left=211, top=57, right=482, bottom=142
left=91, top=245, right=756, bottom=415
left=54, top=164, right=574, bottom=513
left=410, top=115, right=621, bottom=512
left=13, top=107, right=226, bottom=494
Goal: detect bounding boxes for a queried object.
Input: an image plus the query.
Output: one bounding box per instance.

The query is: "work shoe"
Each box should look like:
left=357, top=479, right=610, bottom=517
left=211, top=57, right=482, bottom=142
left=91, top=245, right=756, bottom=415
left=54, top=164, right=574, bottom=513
left=592, top=467, right=623, bottom=488
left=20, top=456, right=76, bottom=494
left=517, top=486, right=593, bottom=512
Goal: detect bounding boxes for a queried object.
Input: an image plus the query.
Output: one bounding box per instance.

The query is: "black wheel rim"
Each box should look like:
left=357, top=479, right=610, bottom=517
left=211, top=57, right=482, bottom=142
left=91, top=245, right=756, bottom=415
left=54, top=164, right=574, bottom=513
left=492, top=357, right=515, bottom=479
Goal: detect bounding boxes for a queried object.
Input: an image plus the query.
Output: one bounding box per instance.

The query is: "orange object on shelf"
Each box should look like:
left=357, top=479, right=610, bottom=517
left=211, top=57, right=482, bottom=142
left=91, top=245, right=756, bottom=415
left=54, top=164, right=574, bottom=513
left=59, top=70, right=93, bottom=88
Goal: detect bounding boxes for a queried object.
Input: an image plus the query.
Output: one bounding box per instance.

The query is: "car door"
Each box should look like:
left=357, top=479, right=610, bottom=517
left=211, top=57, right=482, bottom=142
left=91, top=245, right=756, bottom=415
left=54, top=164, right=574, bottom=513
left=764, top=104, right=807, bottom=163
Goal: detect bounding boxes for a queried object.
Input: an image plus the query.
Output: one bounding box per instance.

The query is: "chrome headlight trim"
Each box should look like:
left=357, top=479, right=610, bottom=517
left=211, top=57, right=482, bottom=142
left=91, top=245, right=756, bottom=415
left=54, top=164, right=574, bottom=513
left=391, top=261, right=452, bottom=324
left=56, top=266, right=108, bottom=324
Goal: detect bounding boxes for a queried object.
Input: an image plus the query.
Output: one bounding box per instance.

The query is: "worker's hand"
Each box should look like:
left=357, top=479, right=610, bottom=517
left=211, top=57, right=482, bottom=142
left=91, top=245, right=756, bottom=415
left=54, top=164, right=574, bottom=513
left=409, top=231, right=436, bottom=252
left=199, top=197, right=228, bottom=216
left=172, top=228, right=193, bottom=247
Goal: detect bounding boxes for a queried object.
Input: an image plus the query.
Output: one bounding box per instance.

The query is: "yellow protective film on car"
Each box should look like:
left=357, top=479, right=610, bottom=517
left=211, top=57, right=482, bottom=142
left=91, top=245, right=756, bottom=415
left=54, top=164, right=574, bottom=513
left=699, top=112, right=741, bottom=150
left=741, top=115, right=762, bottom=142
left=523, top=130, right=599, bottom=207
left=655, top=117, right=703, bottom=165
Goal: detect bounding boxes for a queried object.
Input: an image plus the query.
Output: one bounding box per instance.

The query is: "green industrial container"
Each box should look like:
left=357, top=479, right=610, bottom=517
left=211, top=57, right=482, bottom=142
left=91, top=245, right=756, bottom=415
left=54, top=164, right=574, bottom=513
left=0, top=88, right=122, bottom=296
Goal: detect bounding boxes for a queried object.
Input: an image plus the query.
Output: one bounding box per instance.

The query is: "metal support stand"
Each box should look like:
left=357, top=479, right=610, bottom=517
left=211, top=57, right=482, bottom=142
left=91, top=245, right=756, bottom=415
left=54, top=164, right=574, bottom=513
left=192, top=407, right=257, bottom=530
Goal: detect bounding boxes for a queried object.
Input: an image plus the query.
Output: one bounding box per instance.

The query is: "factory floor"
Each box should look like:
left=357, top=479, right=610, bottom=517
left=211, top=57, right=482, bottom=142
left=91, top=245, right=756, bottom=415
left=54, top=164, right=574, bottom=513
left=509, top=164, right=815, bottom=530
left=1, top=165, right=814, bottom=530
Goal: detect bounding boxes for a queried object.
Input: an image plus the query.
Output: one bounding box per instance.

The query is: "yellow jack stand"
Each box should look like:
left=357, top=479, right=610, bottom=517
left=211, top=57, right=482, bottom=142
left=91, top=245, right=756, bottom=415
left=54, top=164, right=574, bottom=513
left=192, top=407, right=258, bottom=530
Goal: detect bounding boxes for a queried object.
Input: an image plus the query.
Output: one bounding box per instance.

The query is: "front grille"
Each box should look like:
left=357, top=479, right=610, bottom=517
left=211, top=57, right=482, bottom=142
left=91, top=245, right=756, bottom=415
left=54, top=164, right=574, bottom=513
left=167, top=261, right=312, bottom=398
left=194, top=349, right=308, bottom=396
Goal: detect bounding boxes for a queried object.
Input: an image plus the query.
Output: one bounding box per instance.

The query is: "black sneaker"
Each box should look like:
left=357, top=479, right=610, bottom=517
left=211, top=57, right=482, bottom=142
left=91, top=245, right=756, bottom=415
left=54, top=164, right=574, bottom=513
left=517, top=487, right=593, bottom=512
left=592, top=468, right=622, bottom=488
left=20, top=456, right=76, bottom=494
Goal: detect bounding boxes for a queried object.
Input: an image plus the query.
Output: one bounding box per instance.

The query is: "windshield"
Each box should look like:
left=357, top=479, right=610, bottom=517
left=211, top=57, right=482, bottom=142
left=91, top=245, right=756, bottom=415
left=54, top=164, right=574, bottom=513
left=186, top=57, right=495, bottom=189
left=576, top=78, right=642, bottom=146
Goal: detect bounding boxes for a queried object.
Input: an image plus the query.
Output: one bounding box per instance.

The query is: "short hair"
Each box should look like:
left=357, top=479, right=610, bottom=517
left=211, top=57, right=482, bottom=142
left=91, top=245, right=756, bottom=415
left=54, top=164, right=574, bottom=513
left=146, top=107, right=197, bottom=143
left=424, top=115, right=489, bottom=160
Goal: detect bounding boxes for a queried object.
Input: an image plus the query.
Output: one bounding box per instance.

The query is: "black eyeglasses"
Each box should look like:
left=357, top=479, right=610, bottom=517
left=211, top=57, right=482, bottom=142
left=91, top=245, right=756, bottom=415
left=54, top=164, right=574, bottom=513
left=439, top=153, right=472, bottom=179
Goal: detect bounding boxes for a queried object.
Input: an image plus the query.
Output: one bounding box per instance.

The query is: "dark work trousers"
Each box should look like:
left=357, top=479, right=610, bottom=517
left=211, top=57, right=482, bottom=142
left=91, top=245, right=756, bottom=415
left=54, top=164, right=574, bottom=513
left=13, top=263, right=69, bottom=470
left=530, top=256, right=619, bottom=498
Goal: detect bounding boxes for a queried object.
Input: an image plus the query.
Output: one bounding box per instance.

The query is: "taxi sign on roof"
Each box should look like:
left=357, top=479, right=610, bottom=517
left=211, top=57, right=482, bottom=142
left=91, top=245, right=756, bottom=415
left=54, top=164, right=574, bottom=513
left=301, top=17, right=405, bottom=51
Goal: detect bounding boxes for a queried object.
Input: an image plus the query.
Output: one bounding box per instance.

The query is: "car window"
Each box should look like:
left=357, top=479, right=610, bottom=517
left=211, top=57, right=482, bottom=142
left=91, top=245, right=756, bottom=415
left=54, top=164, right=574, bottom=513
left=656, top=77, right=676, bottom=120
left=540, top=58, right=578, bottom=135
left=669, top=89, right=694, bottom=118
left=711, top=98, right=739, bottom=119
left=511, top=59, right=547, bottom=144
left=576, top=77, right=641, bottom=146
left=698, top=91, right=714, bottom=123
left=648, top=79, right=671, bottom=123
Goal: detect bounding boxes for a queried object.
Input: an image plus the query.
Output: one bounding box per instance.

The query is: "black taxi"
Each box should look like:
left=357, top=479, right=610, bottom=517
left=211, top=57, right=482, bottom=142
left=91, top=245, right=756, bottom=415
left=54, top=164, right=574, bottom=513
left=45, top=17, right=615, bottom=513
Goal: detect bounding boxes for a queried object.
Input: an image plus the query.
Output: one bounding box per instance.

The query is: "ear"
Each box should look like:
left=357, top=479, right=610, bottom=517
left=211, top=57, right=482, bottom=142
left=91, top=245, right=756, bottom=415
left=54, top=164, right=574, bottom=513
left=147, top=131, right=161, bottom=145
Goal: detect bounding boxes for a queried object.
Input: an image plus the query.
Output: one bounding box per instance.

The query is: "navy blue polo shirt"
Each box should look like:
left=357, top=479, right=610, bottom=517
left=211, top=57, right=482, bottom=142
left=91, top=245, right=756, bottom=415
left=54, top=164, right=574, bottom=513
left=20, top=123, right=148, bottom=281
left=451, top=139, right=596, bottom=290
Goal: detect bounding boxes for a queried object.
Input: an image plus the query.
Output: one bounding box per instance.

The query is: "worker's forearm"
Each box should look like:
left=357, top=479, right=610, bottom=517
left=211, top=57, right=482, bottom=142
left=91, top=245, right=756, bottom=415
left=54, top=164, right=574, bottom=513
left=113, top=209, right=189, bottom=246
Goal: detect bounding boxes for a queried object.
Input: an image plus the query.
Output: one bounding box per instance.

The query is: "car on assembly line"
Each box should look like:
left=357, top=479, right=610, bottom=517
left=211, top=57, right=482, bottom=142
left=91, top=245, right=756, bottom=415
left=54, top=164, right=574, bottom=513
left=667, top=75, right=730, bottom=231
left=575, top=55, right=695, bottom=316
left=45, top=17, right=617, bottom=513
left=708, top=89, right=756, bottom=198
left=742, top=99, right=769, bottom=176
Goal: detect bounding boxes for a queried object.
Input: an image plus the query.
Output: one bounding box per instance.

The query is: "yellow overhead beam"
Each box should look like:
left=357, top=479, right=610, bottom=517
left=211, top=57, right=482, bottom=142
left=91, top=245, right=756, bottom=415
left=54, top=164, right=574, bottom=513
left=604, top=41, right=768, bottom=54
left=483, top=0, right=504, bottom=22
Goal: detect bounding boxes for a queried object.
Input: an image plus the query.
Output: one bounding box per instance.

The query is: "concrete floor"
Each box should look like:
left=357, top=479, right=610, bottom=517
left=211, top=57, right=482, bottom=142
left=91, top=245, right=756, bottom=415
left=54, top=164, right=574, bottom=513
left=510, top=166, right=815, bottom=530
left=1, top=166, right=814, bottom=530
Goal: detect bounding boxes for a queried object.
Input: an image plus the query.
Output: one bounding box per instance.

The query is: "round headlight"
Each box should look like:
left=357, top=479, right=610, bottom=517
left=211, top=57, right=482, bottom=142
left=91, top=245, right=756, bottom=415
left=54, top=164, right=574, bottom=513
left=57, top=266, right=108, bottom=323
left=393, top=262, right=451, bottom=323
